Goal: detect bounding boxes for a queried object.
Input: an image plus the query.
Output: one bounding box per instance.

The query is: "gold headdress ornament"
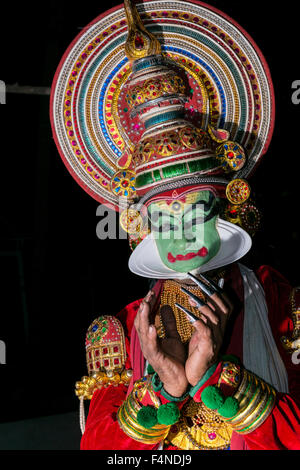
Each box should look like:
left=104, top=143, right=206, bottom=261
left=117, top=1, right=258, bottom=241
left=124, top=0, right=161, bottom=61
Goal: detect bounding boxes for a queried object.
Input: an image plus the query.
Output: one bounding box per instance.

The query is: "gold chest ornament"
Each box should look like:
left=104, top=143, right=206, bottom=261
left=166, top=399, right=232, bottom=451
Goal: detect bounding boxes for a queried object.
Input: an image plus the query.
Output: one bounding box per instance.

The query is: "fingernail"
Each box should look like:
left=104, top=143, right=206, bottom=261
left=145, top=290, right=153, bottom=302
left=218, top=278, right=225, bottom=289
left=181, top=286, right=206, bottom=307
left=187, top=273, right=215, bottom=297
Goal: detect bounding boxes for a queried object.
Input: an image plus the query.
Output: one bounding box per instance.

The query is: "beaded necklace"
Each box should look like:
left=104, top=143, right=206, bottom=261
left=157, top=271, right=225, bottom=343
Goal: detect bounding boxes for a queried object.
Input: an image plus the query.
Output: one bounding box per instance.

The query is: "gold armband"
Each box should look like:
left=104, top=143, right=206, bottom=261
left=75, top=315, right=132, bottom=400
left=117, top=376, right=171, bottom=444
left=224, top=369, right=276, bottom=434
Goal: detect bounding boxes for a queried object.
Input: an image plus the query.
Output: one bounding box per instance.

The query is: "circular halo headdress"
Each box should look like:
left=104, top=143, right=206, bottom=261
left=50, top=0, right=274, bottom=267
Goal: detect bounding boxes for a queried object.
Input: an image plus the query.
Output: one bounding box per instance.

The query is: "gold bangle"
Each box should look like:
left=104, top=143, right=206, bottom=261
left=237, top=388, right=276, bottom=435
left=236, top=372, right=258, bottom=411
left=222, top=370, right=276, bottom=435
left=117, top=377, right=170, bottom=444
left=229, top=384, right=264, bottom=427
left=233, top=385, right=268, bottom=430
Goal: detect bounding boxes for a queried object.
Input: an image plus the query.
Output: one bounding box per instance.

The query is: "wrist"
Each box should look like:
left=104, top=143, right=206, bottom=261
left=163, top=382, right=188, bottom=399
left=189, top=364, right=214, bottom=387
left=152, top=372, right=190, bottom=402
left=154, top=368, right=188, bottom=398
left=189, top=363, right=219, bottom=397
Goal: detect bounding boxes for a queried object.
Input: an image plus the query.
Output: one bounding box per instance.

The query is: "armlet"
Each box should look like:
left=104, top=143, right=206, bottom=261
left=200, top=361, right=277, bottom=435
left=75, top=315, right=132, bottom=401
left=281, top=287, right=300, bottom=354
left=117, top=376, right=171, bottom=445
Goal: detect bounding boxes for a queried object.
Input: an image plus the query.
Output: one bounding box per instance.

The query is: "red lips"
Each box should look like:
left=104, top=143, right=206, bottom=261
left=167, top=247, right=208, bottom=263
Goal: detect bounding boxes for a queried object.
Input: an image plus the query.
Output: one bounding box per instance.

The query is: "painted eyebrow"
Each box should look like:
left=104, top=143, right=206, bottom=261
left=149, top=210, right=176, bottom=223
left=183, top=204, right=219, bottom=228
left=184, top=193, right=215, bottom=216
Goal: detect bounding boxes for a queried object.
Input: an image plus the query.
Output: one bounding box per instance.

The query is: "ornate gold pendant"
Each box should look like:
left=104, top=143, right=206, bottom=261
left=166, top=399, right=232, bottom=450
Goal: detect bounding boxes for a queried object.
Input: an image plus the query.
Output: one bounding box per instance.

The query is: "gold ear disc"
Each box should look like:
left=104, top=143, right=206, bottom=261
left=216, top=141, right=246, bottom=172
left=120, top=208, right=143, bottom=234
left=226, top=179, right=251, bottom=205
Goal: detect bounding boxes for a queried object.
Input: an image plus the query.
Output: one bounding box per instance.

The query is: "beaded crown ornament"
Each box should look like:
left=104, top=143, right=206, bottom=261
left=75, top=315, right=133, bottom=434
left=75, top=316, right=132, bottom=403
left=51, top=0, right=274, bottom=240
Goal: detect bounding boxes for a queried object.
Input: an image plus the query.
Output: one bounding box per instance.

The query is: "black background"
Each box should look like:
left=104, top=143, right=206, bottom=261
left=0, top=0, right=299, bottom=427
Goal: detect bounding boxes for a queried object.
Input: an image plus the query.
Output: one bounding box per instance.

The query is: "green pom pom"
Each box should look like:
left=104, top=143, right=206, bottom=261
left=218, top=397, right=239, bottom=418
left=221, top=355, right=240, bottom=365
left=157, top=403, right=180, bottom=425
left=201, top=386, right=225, bottom=410
left=137, top=406, right=158, bottom=429
left=147, top=364, right=155, bottom=375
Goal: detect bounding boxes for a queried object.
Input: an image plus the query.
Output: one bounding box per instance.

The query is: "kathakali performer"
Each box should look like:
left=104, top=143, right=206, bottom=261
left=50, top=0, right=300, bottom=450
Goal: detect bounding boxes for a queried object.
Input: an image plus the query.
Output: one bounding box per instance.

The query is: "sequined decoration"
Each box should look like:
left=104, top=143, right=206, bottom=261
left=85, top=316, right=127, bottom=375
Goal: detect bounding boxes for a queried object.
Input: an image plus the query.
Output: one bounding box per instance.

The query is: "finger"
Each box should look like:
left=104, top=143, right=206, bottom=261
left=187, top=272, right=217, bottom=297
left=176, top=303, right=208, bottom=325
left=138, top=300, right=152, bottom=338
left=196, top=304, right=219, bottom=326
left=192, top=318, right=212, bottom=338
left=134, top=300, right=145, bottom=331
left=179, top=297, right=219, bottom=326
left=210, top=292, right=232, bottom=316
left=148, top=325, right=159, bottom=352
left=188, top=296, right=216, bottom=313
left=141, top=324, right=162, bottom=365
left=181, top=286, right=205, bottom=309
left=144, top=290, right=156, bottom=307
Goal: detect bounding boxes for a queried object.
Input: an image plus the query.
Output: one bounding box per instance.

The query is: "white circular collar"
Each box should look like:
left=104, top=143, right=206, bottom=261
left=129, top=219, right=252, bottom=279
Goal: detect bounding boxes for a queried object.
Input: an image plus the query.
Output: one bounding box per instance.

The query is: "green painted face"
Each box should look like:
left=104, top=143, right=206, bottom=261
left=148, top=190, right=221, bottom=273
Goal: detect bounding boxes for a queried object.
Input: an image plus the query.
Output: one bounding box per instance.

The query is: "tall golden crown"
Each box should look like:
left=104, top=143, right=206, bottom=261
left=51, top=0, right=274, bottom=237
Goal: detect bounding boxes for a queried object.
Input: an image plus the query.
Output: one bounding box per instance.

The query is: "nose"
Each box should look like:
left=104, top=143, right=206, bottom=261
left=175, top=227, right=196, bottom=248
left=182, top=225, right=197, bottom=244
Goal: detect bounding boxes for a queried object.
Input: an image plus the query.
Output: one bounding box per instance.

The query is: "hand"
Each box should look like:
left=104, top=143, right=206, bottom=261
left=134, top=291, right=188, bottom=398
left=184, top=287, right=233, bottom=387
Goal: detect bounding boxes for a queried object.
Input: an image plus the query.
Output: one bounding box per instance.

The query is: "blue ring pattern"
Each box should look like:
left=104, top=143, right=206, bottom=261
left=97, top=45, right=227, bottom=160
left=78, top=23, right=247, bottom=175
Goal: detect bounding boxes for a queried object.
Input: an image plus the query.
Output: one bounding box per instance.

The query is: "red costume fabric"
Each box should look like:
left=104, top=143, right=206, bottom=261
left=80, top=264, right=300, bottom=450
